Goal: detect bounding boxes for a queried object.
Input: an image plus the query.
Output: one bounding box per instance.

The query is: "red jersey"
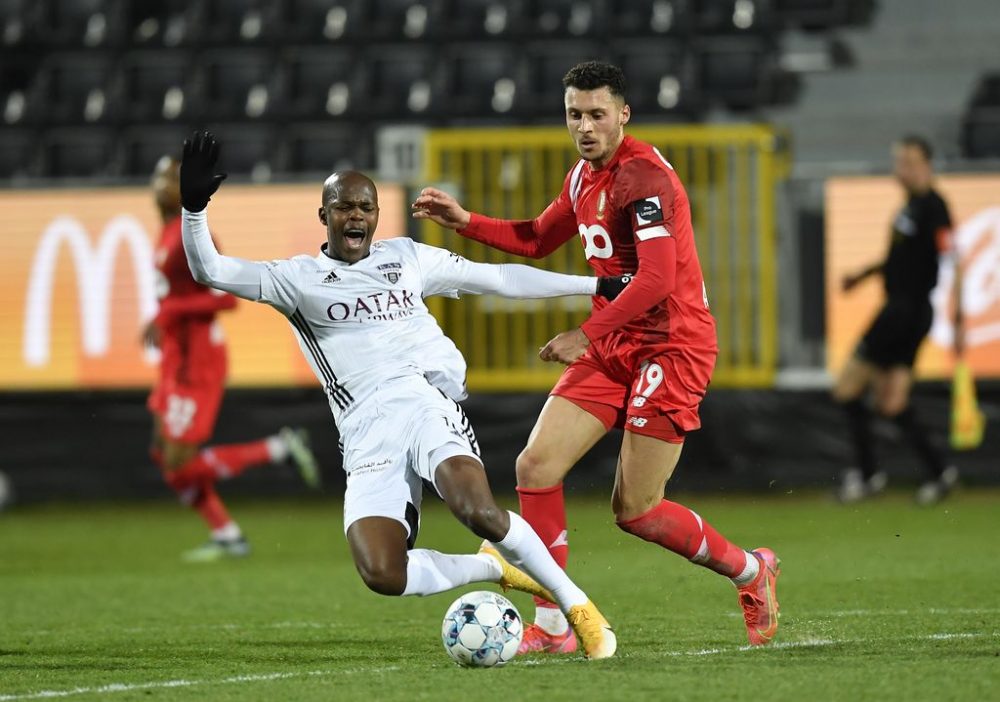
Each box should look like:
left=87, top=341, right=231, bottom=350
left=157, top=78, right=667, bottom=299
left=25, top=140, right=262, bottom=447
left=460, top=135, right=717, bottom=361
left=152, top=215, right=235, bottom=387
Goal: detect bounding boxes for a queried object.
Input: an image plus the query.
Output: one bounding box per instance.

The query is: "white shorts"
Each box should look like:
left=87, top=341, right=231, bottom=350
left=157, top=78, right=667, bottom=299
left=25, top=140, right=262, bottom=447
left=340, top=375, right=481, bottom=547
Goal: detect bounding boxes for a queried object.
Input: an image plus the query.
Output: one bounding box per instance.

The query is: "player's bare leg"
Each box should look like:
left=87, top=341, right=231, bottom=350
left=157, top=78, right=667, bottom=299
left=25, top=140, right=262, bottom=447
left=345, top=456, right=615, bottom=658
left=833, top=355, right=886, bottom=502
left=514, top=396, right=608, bottom=652
left=613, top=430, right=780, bottom=646
left=874, top=367, right=956, bottom=504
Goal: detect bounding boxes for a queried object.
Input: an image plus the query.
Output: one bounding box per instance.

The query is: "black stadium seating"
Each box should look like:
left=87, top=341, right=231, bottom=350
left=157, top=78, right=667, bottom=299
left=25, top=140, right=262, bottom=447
left=0, top=0, right=875, bottom=180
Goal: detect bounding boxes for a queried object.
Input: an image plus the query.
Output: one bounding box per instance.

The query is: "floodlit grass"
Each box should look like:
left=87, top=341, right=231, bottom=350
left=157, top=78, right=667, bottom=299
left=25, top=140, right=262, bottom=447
left=1, top=492, right=997, bottom=701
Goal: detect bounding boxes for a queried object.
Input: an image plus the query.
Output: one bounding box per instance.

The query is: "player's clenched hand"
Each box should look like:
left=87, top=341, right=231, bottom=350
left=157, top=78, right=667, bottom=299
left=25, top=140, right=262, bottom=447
left=597, top=274, right=633, bottom=301
left=411, top=187, right=472, bottom=230
left=181, top=131, right=227, bottom=213
left=539, top=328, right=590, bottom=365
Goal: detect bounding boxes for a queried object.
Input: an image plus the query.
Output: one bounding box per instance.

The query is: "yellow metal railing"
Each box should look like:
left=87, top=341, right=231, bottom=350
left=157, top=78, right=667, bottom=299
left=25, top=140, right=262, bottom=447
left=421, top=125, right=786, bottom=390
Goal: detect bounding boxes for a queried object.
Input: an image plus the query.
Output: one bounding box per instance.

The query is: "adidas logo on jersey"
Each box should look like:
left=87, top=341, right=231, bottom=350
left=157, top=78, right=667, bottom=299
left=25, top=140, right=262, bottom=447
left=322, top=270, right=340, bottom=284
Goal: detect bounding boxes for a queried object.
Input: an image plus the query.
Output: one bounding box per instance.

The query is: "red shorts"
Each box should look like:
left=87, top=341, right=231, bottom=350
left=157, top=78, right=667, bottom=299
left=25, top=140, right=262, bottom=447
left=148, top=379, right=224, bottom=444
left=551, top=345, right=716, bottom=443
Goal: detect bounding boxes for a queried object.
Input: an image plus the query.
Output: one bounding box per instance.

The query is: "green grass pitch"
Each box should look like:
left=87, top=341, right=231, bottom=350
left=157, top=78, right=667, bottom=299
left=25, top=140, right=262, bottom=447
left=1, top=492, right=998, bottom=701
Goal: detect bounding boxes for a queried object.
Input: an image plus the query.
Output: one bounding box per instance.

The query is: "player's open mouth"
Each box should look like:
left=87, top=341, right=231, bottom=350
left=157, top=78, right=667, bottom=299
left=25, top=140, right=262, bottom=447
left=579, top=139, right=597, bottom=149
left=344, top=229, right=366, bottom=249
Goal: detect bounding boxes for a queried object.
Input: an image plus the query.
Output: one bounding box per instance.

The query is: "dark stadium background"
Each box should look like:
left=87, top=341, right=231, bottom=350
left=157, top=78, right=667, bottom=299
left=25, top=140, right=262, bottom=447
left=1, top=0, right=998, bottom=504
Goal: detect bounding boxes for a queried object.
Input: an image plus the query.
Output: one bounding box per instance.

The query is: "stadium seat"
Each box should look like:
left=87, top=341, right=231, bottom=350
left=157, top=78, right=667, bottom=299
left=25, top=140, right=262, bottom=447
left=522, top=0, right=604, bottom=37
left=445, top=45, right=522, bottom=118
left=41, top=128, right=114, bottom=178
left=284, top=124, right=371, bottom=174
left=0, top=127, right=37, bottom=178
left=123, top=0, right=197, bottom=46
left=361, top=47, right=441, bottom=118
left=283, top=0, right=364, bottom=43
left=697, top=37, right=772, bottom=109
left=695, top=0, right=775, bottom=34
left=201, top=0, right=281, bottom=44
left=283, top=48, right=357, bottom=120
left=38, top=53, right=117, bottom=125
left=615, top=42, right=698, bottom=118
left=608, top=0, right=692, bottom=37
left=199, top=50, right=279, bottom=121
left=439, top=0, right=518, bottom=38
left=772, top=0, right=875, bottom=30
left=522, top=43, right=609, bottom=118
left=121, top=52, right=191, bottom=123
left=204, top=125, right=279, bottom=178
left=364, top=0, right=445, bottom=40
left=1, top=0, right=43, bottom=47
left=42, top=0, right=119, bottom=47
left=120, top=126, right=187, bottom=176
left=0, top=58, right=38, bottom=126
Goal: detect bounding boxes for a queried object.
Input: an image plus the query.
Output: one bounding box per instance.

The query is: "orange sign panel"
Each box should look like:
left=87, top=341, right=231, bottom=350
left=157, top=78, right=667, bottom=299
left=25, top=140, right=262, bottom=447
left=0, top=183, right=405, bottom=390
left=826, top=175, right=1000, bottom=378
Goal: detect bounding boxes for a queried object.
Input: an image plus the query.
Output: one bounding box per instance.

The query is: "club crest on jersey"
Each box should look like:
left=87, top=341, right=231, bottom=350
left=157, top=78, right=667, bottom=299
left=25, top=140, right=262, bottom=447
left=322, top=270, right=340, bottom=284
left=633, top=196, right=663, bottom=226
left=597, top=190, right=607, bottom=220
left=377, top=262, right=403, bottom=284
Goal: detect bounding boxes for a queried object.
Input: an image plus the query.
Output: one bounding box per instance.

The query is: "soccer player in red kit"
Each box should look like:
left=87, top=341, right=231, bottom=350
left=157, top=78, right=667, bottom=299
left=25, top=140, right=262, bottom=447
left=144, top=156, right=321, bottom=562
left=413, top=61, right=780, bottom=651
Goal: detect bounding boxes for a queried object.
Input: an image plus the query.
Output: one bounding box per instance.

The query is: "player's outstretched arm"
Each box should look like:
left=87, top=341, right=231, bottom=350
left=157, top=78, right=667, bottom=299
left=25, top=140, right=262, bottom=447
left=179, top=130, right=267, bottom=303
left=412, top=187, right=577, bottom=259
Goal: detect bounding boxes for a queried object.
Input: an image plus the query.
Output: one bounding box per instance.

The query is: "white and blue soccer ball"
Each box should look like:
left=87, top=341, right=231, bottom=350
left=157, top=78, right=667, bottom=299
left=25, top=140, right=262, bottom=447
left=441, top=590, right=523, bottom=667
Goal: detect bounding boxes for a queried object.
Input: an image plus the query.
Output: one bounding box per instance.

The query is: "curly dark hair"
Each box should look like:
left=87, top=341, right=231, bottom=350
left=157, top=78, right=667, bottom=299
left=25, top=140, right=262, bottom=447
left=562, top=61, right=627, bottom=100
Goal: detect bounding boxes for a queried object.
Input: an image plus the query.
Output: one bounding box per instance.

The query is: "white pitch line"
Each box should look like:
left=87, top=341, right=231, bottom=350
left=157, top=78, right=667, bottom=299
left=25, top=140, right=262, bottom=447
left=664, top=631, right=997, bottom=657
left=0, top=666, right=399, bottom=702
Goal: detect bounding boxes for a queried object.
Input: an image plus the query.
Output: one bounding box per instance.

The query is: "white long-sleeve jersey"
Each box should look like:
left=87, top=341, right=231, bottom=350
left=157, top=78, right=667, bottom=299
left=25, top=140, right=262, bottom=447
left=181, top=209, right=596, bottom=424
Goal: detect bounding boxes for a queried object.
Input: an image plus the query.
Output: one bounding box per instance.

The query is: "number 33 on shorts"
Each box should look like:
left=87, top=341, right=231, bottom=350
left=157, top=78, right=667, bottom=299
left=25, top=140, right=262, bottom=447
left=630, top=362, right=664, bottom=409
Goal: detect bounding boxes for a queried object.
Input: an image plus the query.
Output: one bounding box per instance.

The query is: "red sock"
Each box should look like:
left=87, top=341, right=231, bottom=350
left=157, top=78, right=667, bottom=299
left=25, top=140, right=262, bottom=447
left=192, top=480, right=233, bottom=531
left=167, top=439, right=274, bottom=490
left=617, top=499, right=748, bottom=579
left=517, top=483, right=568, bottom=609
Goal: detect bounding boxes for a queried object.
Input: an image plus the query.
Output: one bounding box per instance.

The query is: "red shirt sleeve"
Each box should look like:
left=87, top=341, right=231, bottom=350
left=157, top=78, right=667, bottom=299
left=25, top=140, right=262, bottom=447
left=457, top=168, right=579, bottom=259
left=580, top=159, right=678, bottom=341
left=155, top=292, right=237, bottom=328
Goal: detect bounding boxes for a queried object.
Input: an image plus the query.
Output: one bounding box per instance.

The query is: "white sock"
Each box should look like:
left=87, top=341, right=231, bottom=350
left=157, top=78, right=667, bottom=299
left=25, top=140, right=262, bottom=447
left=401, top=549, right=501, bottom=597
left=534, top=606, right=570, bottom=635
left=266, top=435, right=289, bottom=462
left=730, top=551, right=760, bottom=586
left=211, top=522, right=242, bottom=542
left=493, top=511, right=588, bottom=612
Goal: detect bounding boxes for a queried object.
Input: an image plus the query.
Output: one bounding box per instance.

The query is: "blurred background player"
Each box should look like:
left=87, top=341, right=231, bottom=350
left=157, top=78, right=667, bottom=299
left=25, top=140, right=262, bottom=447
left=143, top=155, right=321, bottom=562
left=833, top=136, right=961, bottom=505
left=413, top=61, right=780, bottom=653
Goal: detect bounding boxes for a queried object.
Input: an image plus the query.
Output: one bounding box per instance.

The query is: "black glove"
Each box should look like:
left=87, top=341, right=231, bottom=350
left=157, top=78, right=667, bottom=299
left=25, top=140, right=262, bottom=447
left=180, top=131, right=227, bottom=212
left=597, top=274, right=633, bottom=301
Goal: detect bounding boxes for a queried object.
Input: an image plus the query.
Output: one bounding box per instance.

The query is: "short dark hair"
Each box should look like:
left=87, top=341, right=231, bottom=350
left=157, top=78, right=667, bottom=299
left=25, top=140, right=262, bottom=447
left=898, top=134, right=933, bottom=161
left=562, top=61, right=627, bottom=101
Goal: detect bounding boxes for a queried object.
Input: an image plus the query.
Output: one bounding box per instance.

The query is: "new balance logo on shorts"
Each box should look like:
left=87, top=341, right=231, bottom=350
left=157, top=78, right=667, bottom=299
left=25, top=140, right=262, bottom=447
left=633, top=196, right=663, bottom=226
left=627, top=416, right=648, bottom=427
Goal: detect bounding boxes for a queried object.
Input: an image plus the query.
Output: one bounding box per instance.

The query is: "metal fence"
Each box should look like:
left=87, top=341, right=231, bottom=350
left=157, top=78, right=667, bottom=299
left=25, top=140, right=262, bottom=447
left=420, top=124, right=787, bottom=390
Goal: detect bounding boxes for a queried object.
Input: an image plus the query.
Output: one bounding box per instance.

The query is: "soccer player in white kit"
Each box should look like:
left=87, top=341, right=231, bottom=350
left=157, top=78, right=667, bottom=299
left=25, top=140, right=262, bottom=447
left=178, top=131, right=620, bottom=659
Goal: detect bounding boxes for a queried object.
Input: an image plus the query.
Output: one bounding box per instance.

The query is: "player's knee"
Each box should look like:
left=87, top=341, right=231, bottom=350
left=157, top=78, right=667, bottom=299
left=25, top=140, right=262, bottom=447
left=451, top=499, right=507, bottom=542
left=515, top=448, right=561, bottom=489
left=355, top=558, right=406, bottom=596
left=611, top=488, right=659, bottom=524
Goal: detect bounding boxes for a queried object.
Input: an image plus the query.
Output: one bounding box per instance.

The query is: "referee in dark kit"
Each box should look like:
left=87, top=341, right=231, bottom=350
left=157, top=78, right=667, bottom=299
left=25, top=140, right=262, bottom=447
left=832, top=135, right=962, bottom=505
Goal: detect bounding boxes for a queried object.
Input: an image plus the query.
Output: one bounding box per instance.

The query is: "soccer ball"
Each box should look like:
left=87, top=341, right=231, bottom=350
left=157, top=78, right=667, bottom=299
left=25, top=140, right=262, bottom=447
left=441, top=590, right=523, bottom=667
